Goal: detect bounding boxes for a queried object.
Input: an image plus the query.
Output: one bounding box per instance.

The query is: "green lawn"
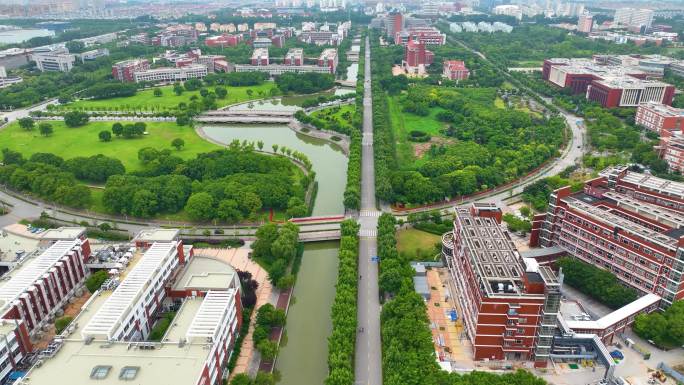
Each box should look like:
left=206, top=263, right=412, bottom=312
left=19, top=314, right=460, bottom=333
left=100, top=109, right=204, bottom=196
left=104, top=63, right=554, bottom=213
left=311, top=104, right=355, bottom=128
left=0, top=120, right=221, bottom=172
left=396, top=228, right=441, bottom=258
left=513, top=60, right=543, bottom=67
left=494, top=97, right=506, bottom=109
left=61, top=82, right=275, bottom=112
left=388, top=96, right=447, bottom=168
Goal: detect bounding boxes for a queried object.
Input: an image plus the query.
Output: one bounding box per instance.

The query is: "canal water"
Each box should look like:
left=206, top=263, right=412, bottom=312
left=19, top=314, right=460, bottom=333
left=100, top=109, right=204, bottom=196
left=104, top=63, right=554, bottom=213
left=0, top=28, right=54, bottom=44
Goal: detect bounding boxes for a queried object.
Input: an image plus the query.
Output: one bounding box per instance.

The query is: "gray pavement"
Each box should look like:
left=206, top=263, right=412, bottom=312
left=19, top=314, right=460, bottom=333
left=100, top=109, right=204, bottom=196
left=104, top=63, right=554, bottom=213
left=355, top=36, right=383, bottom=385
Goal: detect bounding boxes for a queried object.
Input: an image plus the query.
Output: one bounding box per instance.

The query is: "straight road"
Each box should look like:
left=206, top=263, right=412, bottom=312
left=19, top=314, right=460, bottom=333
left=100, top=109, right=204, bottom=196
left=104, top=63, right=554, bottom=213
left=355, top=36, right=383, bottom=385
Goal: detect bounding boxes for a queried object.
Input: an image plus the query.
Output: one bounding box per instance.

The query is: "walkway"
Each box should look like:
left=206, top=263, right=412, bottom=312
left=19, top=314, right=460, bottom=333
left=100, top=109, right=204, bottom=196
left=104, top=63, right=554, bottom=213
left=355, top=36, right=383, bottom=385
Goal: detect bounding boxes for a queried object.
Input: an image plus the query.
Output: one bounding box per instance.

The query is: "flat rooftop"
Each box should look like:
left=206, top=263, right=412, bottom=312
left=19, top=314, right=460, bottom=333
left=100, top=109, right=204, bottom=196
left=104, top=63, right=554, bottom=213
left=619, top=170, right=684, bottom=198
left=133, top=228, right=179, bottom=243
left=40, top=227, right=85, bottom=241
left=172, top=256, right=237, bottom=292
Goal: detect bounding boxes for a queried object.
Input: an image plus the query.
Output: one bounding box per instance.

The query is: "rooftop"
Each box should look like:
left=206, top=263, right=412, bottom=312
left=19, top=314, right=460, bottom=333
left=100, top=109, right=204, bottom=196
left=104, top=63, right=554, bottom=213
left=40, top=227, right=85, bottom=241
left=639, top=101, right=684, bottom=117
left=172, top=256, right=237, bottom=292
left=616, top=168, right=684, bottom=198
left=133, top=228, right=179, bottom=244
left=566, top=294, right=661, bottom=330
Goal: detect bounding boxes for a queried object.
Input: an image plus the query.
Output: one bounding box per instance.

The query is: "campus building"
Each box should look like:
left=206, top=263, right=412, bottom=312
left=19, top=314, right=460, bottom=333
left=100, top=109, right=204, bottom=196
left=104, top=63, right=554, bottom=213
left=636, top=101, right=684, bottom=134
left=19, top=229, right=243, bottom=385
left=31, top=52, right=76, bottom=72
left=205, top=34, right=243, bottom=47
left=236, top=48, right=337, bottom=75
left=251, top=48, right=269, bottom=66
left=0, top=227, right=90, bottom=383
left=284, top=48, right=303, bottom=66
left=112, top=59, right=150, bottom=82
left=614, top=8, right=654, bottom=30
left=442, top=60, right=469, bottom=81
left=394, top=27, right=446, bottom=46
left=533, top=166, right=684, bottom=307
left=318, top=48, right=338, bottom=74
left=658, top=130, right=684, bottom=173
left=586, top=77, right=675, bottom=108
left=132, top=65, right=208, bottom=83
left=402, top=39, right=434, bottom=75
left=577, top=14, right=593, bottom=33
left=442, top=203, right=561, bottom=368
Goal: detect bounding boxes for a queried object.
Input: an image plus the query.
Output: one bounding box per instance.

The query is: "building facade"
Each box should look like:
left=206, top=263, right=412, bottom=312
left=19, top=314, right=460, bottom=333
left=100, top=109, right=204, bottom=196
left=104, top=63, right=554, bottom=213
left=132, top=65, right=208, bottom=83
left=32, top=53, right=75, bottom=72
left=534, top=166, right=684, bottom=307
left=402, top=39, right=434, bottom=75
left=112, top=59, right=150, bottom=82
left=636, top=102, right=684, bottom=134
left=442, top=203, right=560, bottom=368
left=577, top=14, right=593, bottom=33
left=614, top=8, right=654, bottom=29
left=442, top=60, right=470, bottom=81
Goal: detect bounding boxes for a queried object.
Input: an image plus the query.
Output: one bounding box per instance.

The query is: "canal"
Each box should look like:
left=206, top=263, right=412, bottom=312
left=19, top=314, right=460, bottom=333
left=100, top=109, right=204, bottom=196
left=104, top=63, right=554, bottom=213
left=201, top=55, right=359, bottom=383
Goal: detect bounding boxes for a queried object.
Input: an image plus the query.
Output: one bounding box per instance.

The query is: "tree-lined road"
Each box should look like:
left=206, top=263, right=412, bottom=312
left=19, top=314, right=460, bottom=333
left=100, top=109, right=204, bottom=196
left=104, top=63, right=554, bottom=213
left=355, top=36, right=383, bottom=385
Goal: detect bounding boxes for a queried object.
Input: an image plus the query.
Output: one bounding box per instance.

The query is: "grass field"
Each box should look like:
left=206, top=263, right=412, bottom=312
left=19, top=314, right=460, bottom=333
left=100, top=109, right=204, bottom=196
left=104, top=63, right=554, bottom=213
left=0, top=120, right=221, bottom=172
left=311, top=104, right=355, bottom=128
left=61, top=83, right=275, bottom=112
left=513, top=60, right=543, bottom=67
left=396, top=228, right=441, bottom=257
left=388, top=96, right=447, bottom=168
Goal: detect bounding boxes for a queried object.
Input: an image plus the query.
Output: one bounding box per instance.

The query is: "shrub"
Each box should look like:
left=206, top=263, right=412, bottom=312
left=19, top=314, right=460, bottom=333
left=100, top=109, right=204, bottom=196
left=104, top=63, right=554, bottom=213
left=85, top=270, right=108, bottom=293
left=55, top=316, right=73, bottom=334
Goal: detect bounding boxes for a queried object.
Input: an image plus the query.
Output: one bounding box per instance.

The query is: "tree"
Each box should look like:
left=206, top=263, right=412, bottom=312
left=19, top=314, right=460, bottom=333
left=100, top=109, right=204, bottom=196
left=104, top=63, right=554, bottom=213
left=173, top=83, right=184, bottom=96
left=246, top=89, right=253, bottom=97
left=65, top=40, right=85, bottom=53
left=18, top=117, right=34, bottom=131
left=85, top=270, right=108, bottom=293
left=153, top=88, right=163, bottom=97
left=38, top=123, right=53, bottom=137
left=272, top=144, right=278, bottom=153
left=256, top=339, right=278, bottom=360
left=112, top=122, right=123, bottom=137
left=54, top=316, right=73, bottom=334
left=199, top=88, right=209, bottom=98
left=63, top=111, right=89, bottom=127
left=185, top=192, right=215, bottom=221
left=184, top=78, right=202, bottom=91
left=98, top=130, right=112, bottom=142
left=230, top=374, right=252, bottom=385
left=171, top=138, right=185, bottom=150
left=215, top=87, right=228, bottom=99
left=257, top=140, right=264, bottom=151
left=2, top=148, right=24, bottom=165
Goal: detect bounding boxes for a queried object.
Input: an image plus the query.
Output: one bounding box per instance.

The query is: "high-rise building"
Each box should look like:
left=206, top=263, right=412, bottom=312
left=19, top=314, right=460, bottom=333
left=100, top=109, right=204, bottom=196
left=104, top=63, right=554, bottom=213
left=577, top=14, right=593, bottom=33
left=387, top=12, right=403, bottom=38
left=112, top=59, right=150, bottom=82
left=442, top=203, right=561, bottom=367
left=614, top=8, right=654, bottom=29
left=636, top=102, right=684, bottom=134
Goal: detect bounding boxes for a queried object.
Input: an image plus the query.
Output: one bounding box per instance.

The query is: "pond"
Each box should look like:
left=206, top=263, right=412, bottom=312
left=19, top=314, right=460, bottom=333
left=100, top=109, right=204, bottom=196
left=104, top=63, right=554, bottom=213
left=0, top=29, right=54, bottom=44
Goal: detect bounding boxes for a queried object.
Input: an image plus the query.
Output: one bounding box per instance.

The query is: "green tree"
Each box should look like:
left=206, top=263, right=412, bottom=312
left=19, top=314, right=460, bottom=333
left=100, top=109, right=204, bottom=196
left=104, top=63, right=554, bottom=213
left=63, top=111, right=89, bottom=127
left=153, top=88, right=163, bottom=97
left=215, top=87, right=228, bottom=99
left=85, top=270, right=108, bottom=293
left=272, top=144, right=278, bottom=153
left=230, top=374, right=252, bottom=385
left=18, top=117, right=34, bottom=131
left=257, top=140, right=264, bottom=151
left=185, top=192, right=215, bottom=221
left=112, top=122, right=123, bottom=137
left=38, top=122, right=53, bottom=137
left=173, top=83, right=184, bottom=96
left=98, top=130, right=112, bottom=142
left=256, top=339, right=278, bottom=360
left=171, top=138, right=185, bottom=150
left=54, top=316, right=73, bottom=334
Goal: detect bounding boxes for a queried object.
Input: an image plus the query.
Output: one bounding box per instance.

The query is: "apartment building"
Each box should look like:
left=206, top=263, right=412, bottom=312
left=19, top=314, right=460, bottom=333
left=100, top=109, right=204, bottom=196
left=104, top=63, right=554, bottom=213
left=20, top=229, right=243, bottom=385
left=442, top=203, right=561, bottom=368
left=31, top=52, right=75, bottom=72
left=112, top=59, right=150, bottom=82
left=284, top=48, right=303, bottom=66
left=442, top=60, right=470, bottom=81
left=658, top=131, right=684, bottom=173
left=251, top=48, right=269, bottom=66
left=614, top=8, right=654, bottom=29
left=318, top=48, right=338, bottom=73
left=534, top=166, right=684, bottom=306
left=0, top=227, right=90, bottom=383
left=636, top=102, right=684, bottom=134
left=132, top=65, right=208, bottom=83
left=577, top=14, right=593, bottom=33
left=205, top=34, right=243, bottom=47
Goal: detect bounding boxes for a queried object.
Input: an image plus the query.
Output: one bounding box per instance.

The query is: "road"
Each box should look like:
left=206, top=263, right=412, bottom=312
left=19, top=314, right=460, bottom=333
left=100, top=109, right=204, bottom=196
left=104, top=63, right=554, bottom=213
left=1, top=98, right=58, bottom=123
left=355, top=36, right=383, bottom=385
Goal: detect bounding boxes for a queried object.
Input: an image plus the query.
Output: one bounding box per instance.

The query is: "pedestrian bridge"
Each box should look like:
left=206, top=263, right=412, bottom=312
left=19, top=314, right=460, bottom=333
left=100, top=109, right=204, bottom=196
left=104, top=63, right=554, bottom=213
left=196, top=109, right=296, bottom=124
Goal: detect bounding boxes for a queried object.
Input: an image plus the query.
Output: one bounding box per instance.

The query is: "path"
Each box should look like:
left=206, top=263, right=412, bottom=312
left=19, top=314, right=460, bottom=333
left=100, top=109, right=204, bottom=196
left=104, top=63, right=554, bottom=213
left=355, top=36, right=383, bottom=385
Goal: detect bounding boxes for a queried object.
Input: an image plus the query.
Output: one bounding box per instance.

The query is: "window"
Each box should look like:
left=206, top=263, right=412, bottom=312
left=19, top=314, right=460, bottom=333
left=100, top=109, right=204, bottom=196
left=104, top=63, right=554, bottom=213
left=119, top=366, right=140, bottom=381
left=90, top=366, right=112, bottom=380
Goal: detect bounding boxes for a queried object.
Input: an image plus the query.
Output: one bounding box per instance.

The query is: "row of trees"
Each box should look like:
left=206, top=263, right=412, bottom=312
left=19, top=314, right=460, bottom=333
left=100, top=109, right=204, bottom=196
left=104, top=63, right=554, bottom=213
left=324, top=220, right=359, bottom=385
left=275, top=72, right=335, bottom=94
left=253, top=303, right=286, bottom=361
left=556, top=257, right=638, bottom=309
left=251, top=222, right=301, bottom=289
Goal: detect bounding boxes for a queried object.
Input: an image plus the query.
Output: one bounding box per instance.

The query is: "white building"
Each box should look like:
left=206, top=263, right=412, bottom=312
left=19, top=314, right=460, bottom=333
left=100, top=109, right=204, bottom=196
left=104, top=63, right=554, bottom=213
left=493, top=4, right=523, bottom=20
left=449, top=23, right=462, bottom=33
left=614, top=8, right=654, bottom=29
left=133, top=65, right=208, bottom=83
left=31, top=52, right=76, bottom=72
left=492, top=22, right=513, bottom=33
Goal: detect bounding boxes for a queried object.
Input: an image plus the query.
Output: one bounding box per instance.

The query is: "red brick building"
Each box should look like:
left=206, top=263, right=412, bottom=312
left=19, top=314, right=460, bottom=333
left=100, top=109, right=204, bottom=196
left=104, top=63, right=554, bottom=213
left=402, top=39, right=433, bottom=74
left=442, top=203, right=560, bottom=367
left=586, top=77, right=675, bottom=108
left=318, top=48, right=338, bottom=74
left=205, top=34, right=242, bottom=47
left=112, top=59, right=150, bottom=82
left=636, top=101, right=684, bottom=134
left=534, top=166, right=684, bottom=307
left=442, top=60, right=470, bottom=81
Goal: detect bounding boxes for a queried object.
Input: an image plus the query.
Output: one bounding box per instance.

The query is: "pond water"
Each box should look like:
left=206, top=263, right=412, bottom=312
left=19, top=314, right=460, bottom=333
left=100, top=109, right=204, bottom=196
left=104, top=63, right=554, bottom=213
left=0, top=29, right=54, bottom=44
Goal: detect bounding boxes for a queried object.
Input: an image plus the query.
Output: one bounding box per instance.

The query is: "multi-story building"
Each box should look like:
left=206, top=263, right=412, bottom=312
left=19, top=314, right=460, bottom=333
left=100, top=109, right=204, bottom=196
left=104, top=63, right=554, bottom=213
left=534, top=166, right=684, bottom=306
left=284, top=48, right=303, bottom=66
left=394, top=27, right=446, bottom=46
left=587, top=77, right=675, bottom=108
left=658, top=131, right=684, bottom=173
left=318, top=48, right=338, bottom=73
left=0, top=227, right=90, bottom=383
left=577, top=14, right=593, bottom=33
left=442, top=60, right=470, bottom=81
left=298, top=31, right=341, bottom=46
left=112, top=59, right=151, bottom=82
left=0, top=66, right=22, bottom=89
left=132, top=65, right=208, bottom=83
left=251, top=48, right=269, bottom=66
left=636, top=102, right=684, bottom=134
left=387, top=12, right=403, bottom=38
left=31, top=52, right=75, bottom=72
left=77, top=48, right=109, bottom=62
left=205, top=34, right=243, bottom=47
left=442, top=203, right=560, bottom=367
left=402, top=39, right=434, bottom=75
left=670, top=61, right=684, bottom=78
left=19, top=229, right=244, bottom=385
left=252, top=37, right=272, bottom=49
left=614, top=8, right=654, bottom=29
